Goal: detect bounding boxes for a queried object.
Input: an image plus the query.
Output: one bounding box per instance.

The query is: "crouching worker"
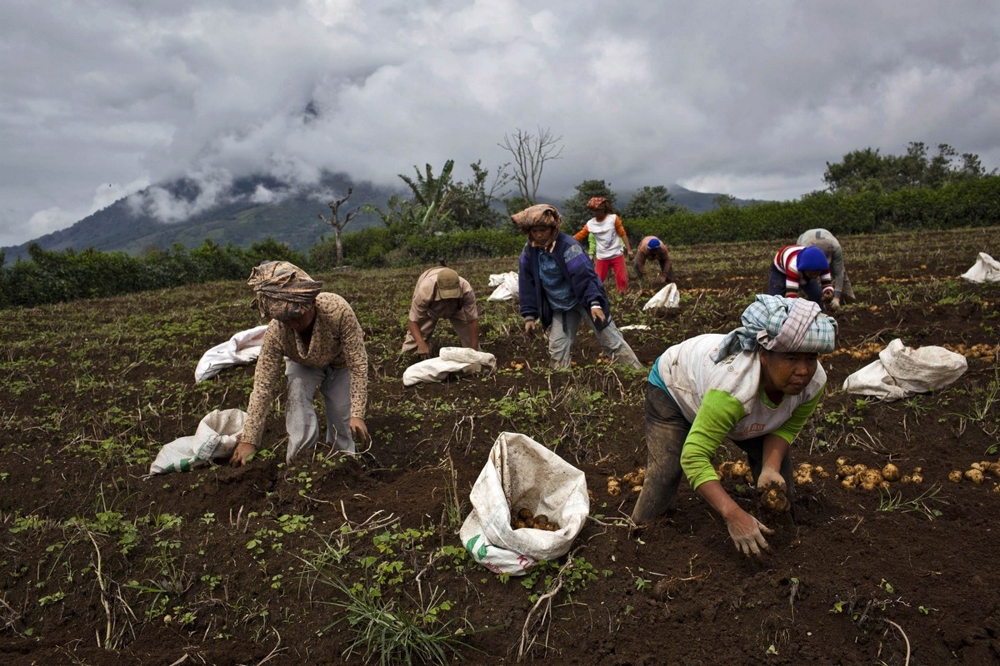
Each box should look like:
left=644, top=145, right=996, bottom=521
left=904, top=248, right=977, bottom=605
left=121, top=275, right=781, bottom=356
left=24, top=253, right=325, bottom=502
left=631, top=295, right=836, bottom=557
left=402, top=266, right=480, bottom=358
left=768, top=244, right=834, bottom=307
left=512, top=204, right=642, bottom=370
left=230, top=261, right=370, bottom=466
left=797, top=228, right=855, bottom=311
left=634, top=236, right=674, bottom=285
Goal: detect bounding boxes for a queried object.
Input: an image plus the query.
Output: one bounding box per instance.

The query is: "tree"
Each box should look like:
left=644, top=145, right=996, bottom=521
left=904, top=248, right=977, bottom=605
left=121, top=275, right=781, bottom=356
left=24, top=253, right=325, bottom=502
left=498, top=127, right=563, bottom=204
left=398, top=160, right=456, bottom=233
left=622, top=186, right=680, bottom=219
left=823, top=142, right=993, bottom=195
left=318, top=188, right=360, bottom=267
left=562, top=180, right=617, bottom=227
left=448, top=161, right=511, bottom=231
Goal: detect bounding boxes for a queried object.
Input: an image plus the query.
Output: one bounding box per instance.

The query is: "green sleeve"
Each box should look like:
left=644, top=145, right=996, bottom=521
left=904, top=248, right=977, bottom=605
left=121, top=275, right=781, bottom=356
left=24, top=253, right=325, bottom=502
left=771, top=384, right=825, bottom=444
left=679, top=389, right=746, bottom=490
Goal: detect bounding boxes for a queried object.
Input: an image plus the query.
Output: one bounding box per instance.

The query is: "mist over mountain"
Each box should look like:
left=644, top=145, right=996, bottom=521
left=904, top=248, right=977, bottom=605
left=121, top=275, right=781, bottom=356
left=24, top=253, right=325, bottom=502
left=1, top=175, right=761, bottom=264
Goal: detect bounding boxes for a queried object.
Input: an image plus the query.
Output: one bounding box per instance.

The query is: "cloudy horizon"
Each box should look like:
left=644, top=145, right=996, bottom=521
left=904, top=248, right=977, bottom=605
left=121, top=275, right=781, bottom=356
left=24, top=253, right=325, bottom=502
left=2, top=0, right=999, bottom=247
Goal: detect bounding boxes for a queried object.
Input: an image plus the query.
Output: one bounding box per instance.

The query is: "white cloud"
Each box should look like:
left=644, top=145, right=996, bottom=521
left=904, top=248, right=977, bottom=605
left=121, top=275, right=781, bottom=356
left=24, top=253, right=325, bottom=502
left=2, top=0, right=1000, bottom=247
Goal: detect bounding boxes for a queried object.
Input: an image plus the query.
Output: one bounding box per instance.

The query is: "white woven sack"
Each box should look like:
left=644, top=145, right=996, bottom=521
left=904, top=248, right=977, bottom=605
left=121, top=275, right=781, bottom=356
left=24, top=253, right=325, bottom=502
left=487, top=272, right=519, bottom=302
left=149, top=409, right=247, bottom=474
left=402, top=348, right=497, bottom=386
left=842, top=339, right=968, bottom=402
left=195, top=325, right=269, bottom=382
left=961, top=252, right=1000, bottom=283
left=643, top=283, right=680, bottom=311
left=459, top=432, right=589, bottom=576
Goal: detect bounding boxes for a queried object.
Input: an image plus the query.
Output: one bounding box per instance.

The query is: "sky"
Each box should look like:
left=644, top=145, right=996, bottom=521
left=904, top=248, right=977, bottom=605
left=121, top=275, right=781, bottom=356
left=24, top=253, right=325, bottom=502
left=2, top=0, right=999, bottom=247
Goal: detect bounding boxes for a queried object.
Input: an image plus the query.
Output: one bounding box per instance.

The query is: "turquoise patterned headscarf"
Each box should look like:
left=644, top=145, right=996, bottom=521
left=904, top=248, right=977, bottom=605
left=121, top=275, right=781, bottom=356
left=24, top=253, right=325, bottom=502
left=712, top=295, right=837, bottom=362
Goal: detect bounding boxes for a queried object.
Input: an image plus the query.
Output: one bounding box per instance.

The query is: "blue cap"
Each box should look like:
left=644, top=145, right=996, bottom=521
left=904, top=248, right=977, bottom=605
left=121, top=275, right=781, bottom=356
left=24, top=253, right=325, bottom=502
left=797, top=246, right=829, bottom=272
left=647, top=238, right=662, bottom=250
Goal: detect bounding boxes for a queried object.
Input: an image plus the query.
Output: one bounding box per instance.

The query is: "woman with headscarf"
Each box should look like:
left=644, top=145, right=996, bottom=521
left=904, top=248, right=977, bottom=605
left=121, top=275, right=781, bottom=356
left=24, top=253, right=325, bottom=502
left=229, top=261, right=370, bottom=466
left=573, top=197, right=633, bottom=294
left=631, top=295, right=837, bottom=557
left=512, top=204, right=642, bottom=370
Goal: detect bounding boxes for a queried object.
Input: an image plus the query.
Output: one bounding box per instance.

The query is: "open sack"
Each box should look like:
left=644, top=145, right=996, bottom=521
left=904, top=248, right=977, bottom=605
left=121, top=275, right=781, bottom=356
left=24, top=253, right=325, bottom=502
left=961, top=252, right=1000, bottom=283
left=842, top=338, right=968, bottom=402
left=149, top=409, right=247, bottom=474
left=195, top=325, right=269, bottom=382
left=403, top=347, right=497, bottom=387
left=487, top=271, right=519, bottom=302
left=460, top=432, right=590, bottom=575
left=642, top=283, right=680, bottom=311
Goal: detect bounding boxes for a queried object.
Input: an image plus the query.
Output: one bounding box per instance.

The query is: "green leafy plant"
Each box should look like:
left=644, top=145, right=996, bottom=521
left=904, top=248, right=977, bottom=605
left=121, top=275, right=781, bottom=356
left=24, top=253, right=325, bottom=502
left=877, top=484, right=948, bottom=520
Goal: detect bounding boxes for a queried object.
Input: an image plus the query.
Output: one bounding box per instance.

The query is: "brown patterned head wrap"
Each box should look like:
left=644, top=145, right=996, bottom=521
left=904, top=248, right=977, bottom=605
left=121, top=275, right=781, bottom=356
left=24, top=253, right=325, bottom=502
left=586, top=197, right=610, bottom=212
left=510, top=204, right=562, bottom=232
left=247, top=261, right=323, bottom=321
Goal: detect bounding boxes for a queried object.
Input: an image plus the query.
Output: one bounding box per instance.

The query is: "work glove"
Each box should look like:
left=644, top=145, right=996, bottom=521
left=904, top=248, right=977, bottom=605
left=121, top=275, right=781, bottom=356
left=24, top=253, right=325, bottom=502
left=726, top=509, right=774, bottom=557
left=828, top=296, right=840, bottom=312
left=524, top=319, right=537, bottom=335
left=590, top=306, right=606, bottom=325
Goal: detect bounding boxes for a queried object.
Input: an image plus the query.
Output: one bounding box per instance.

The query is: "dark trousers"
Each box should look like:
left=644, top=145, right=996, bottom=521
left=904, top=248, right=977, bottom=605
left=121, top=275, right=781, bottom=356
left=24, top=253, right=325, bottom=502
left=631, top=383, right=795, bottom=523
left=767, top=265, right=824, bottom=304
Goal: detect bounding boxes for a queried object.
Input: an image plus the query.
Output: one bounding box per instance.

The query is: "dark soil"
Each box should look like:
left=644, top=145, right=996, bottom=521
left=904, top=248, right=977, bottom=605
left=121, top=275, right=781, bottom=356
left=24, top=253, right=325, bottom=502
left=2, top=228, right=1000, bottom=665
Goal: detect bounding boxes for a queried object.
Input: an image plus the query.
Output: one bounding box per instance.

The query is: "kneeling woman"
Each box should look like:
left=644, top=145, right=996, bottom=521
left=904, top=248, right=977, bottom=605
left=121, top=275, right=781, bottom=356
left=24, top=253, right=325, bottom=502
left=631, top=295, right=837, bottom=557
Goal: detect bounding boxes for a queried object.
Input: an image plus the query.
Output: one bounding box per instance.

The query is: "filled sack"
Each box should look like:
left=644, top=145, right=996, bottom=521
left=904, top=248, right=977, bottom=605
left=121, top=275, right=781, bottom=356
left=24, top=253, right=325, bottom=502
left=842, top=338, right=968, bottom=401
left=643, top=283, right=680, bottom=311
left=402, top=347, right=497, bottom=386
left=460, top=432, right=589, bottom=575
left=149, top=409, right=247, bottom=474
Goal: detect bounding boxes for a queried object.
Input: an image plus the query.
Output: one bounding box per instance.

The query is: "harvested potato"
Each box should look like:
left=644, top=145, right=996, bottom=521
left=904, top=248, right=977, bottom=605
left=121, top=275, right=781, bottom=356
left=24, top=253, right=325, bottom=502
left=881, top=463, right=900, bottom=482
left=759, top=484, right=790, bottom=512
left=607, top=476, right=621, bottom=496
left=948, top=470, right=963, bottom=483
left=910, top=473, right=924, bottom=484
left=518, top=507, right=533, bottom=521
left=814, top=466, right=829, bottom=478
left=965, top=469, right=985, bottom=484
left=841, top=475, right=858, bottom=489
left=731, top=460, right=751, bottom=479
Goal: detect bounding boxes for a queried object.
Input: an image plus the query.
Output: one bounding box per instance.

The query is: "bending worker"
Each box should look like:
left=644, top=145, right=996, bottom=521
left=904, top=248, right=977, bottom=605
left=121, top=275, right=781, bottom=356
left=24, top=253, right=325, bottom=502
left=512, top=203, right=642, bottom=370
left=631, top=295, right=837, bottom=557
left=402, top=266, right=480, bottom=358
left=797, top=228, right=855, bottom=311
left=634, top=236, right=674, bottom=285
left=768, top=244, right=834, bottom=306
left=230, top=261, right=370, bottom=465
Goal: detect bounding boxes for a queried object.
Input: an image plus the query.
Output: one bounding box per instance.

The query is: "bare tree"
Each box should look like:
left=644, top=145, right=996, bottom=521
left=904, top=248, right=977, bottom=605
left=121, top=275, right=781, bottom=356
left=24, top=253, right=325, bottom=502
left=498, top=127, right=563, bottom=204
left=318, top=187, right=360, bottom=267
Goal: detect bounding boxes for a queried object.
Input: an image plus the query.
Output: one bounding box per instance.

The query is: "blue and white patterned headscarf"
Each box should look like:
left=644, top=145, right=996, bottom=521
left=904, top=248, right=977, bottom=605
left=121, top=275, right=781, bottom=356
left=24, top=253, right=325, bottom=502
left=712, top=295, right=837, bottom=362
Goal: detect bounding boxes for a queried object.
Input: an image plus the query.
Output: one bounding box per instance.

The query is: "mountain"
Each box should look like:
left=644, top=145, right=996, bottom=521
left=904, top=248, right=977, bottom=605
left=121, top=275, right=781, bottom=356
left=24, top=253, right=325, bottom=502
left=660, top=184, right=762, bottom=213
left=1, top=172, right=395, bottom=263
left=2, top=176, right=766, bottom=264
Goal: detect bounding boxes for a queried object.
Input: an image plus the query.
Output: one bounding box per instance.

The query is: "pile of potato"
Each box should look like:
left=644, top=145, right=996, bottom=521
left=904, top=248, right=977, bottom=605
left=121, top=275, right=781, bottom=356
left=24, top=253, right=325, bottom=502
left=606, top=467, right=645, bottom=497
left=835, top=457, right=922, bottom=490
left=510, top=507, right=560, bottom=531
left=948, top=460, right=1000, bottom=487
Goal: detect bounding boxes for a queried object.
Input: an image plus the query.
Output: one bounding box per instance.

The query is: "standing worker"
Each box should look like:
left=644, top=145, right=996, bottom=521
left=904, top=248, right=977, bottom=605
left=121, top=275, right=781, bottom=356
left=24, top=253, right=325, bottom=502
left=574, top=197, right=633, bottom=293
left=768, top=244, right=834, bottom=307
left=634, top=236, right=674, bottom=285
left=230, top=261, right=370, bottom=465
left=797, top=228, right=855, bottom=311
left=402, top=266, right=480, bottom=358
left=512, top=204, right=642, bottom=369
left=631, top=295, right=837, bottom=557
